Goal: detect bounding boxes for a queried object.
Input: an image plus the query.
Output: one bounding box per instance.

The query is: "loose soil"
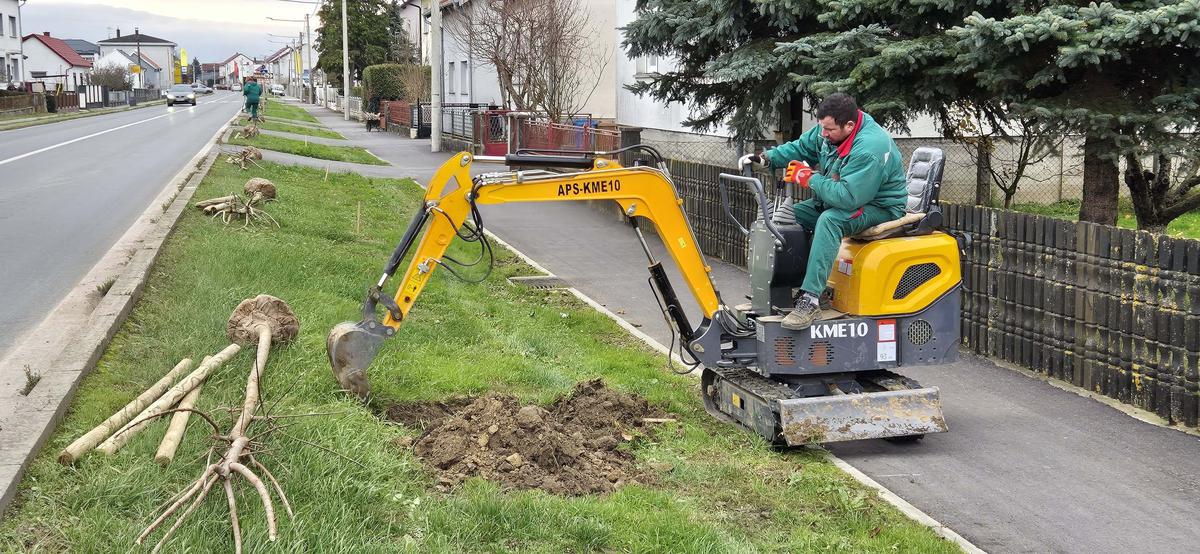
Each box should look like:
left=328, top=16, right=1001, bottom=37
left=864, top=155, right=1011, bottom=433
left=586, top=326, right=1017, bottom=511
left=384, top=379, right=668, bottom=496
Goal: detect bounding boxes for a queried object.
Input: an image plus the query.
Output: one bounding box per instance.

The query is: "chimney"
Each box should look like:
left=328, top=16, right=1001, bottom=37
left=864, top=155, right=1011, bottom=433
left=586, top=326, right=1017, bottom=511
left=43, top=32, right=50, bottom=36
left=116, top=28, right=121, bottom=38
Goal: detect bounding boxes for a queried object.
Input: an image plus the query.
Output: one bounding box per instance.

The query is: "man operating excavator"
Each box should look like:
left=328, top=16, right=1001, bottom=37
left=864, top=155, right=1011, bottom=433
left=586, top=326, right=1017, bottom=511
left=741, top=93, right=909, bottom=330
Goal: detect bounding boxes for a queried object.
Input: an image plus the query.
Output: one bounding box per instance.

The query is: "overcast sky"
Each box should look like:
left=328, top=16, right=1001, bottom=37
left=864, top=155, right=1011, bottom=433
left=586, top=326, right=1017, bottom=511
left=22, top=1, right=324, bottom=62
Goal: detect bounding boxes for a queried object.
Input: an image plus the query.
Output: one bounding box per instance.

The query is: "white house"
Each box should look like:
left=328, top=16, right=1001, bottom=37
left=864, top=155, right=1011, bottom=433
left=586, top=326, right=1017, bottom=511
left=263, top=46, right=295, bottom=85
left=440, top=0, right=618, bottom=118
left=221, top=52, right=254, bottom=85
left=0, top=0, right=23, bottom=84
left=97, top=30, right=176, bottom=89
left=22, top=32, right=92, bottom=90
left=94, top=49, right=161, bottom=89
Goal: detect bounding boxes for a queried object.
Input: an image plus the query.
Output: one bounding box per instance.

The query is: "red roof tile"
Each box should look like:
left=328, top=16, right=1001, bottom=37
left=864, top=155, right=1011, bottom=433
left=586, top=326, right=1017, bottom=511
left=24, top=33, right=93, bottom=68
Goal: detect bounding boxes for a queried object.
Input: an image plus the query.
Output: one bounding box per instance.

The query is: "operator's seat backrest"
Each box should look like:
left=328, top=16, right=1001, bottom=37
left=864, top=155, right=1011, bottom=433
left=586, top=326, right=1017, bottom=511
left=850, top=146, right=945, bottom=241
left=905, top=146, right=944, bottom=215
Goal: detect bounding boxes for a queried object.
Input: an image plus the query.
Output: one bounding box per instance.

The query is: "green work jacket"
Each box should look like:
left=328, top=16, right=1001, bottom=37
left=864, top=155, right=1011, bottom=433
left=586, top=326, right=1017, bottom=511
left=764, top=112, right=908, bottom=213
left=243, top=82, right=262, bottom=103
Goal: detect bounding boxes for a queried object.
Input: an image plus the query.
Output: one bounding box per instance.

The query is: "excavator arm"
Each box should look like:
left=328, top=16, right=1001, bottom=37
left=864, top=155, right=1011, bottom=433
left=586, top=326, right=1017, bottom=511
left=327, top=151, right=723, bottom=398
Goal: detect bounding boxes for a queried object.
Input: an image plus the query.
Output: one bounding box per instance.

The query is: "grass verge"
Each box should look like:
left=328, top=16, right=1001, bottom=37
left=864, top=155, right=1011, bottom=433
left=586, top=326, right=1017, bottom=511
left=259, top=97, right=320, bottom=124
left=228, top=133, right=387, bottom=165
left=1007, top=199, right=1200, bottom=238
left=0, top=159, right=960, bottom=552
left=239, top=118, right=345, bottom=140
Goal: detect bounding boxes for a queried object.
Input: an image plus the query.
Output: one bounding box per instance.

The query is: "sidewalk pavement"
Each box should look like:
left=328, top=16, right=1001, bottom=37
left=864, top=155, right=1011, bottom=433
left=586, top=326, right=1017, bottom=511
left=283, top=100, right=1200, bottom=553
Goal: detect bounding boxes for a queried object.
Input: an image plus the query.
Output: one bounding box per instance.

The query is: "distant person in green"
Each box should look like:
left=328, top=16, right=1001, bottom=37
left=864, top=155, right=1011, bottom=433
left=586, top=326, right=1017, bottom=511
left=242, top=77, right=263, bottom=121
left=740, top=93, right=908, bottom=330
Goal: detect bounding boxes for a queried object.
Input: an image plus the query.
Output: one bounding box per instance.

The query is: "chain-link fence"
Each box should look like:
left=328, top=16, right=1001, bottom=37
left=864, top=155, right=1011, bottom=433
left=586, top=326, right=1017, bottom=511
left=893, top=136, right=1086, bottom=207
left=631, top=129, right=1091, bottom=210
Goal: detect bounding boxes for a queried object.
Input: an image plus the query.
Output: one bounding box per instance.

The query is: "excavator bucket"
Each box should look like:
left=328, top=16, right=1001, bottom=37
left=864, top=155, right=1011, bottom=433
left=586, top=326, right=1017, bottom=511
left=777, top=387, right=947, bottom=445
left=326, top=320, right=385, bottom=400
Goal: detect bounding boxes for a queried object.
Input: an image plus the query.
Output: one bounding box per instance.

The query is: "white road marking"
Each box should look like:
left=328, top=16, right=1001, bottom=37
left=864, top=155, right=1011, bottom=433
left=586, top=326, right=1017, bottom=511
left=0, top=103, right=223, bottom=167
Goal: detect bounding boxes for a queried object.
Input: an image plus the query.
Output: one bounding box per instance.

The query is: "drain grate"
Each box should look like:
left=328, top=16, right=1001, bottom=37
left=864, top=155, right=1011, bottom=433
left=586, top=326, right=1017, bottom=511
left=507, top=275, right=570, bottom=290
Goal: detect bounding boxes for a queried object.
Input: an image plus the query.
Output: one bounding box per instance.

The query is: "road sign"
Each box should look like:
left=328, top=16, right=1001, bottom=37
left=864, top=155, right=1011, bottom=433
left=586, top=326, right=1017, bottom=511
left=131, top=64, right=142, bottom=74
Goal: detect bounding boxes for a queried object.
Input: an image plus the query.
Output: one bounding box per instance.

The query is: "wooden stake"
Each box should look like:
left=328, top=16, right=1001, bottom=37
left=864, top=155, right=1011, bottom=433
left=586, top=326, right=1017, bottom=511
left=355, top=201, right=362, bottom=235
left=98, top=344, right=241, bottom=455
left=155, top=379, right=206, bottom=466
left=57, top=358, right=194, bottom=465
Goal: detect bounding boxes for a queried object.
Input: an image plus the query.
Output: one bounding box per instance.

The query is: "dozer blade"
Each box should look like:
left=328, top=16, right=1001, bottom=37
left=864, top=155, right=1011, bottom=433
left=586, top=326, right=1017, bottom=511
left=778, top=387, right=947, bottom=445
left=326, top=320, right=386, bottom=400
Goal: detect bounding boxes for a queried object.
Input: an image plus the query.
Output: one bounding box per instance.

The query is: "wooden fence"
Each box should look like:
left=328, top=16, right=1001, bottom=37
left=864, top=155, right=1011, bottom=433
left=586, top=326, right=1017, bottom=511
left=0, top=94, right=39, bottom=116
left=655, top=156, right=1200, bottom=427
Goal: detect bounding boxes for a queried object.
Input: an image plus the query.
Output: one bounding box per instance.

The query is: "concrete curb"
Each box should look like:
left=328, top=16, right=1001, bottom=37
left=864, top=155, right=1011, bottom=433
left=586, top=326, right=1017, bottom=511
left=0, top=109, right=241, bottom=518
left=481, top=230, right=985, bottom=554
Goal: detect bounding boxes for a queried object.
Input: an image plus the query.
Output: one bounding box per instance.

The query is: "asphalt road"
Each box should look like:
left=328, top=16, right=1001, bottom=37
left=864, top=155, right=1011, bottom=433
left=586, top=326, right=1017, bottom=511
left=302, top=106, right=1200, bottom=553
left=0, top=92, right=242, bottom=358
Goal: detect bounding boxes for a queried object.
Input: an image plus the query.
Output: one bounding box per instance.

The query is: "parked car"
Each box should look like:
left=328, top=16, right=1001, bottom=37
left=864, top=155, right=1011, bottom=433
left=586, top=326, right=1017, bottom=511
left=270, top=84, right=285, bottom=96
left=231, top=82, right=242, bottom=92
left=165, top=84, right=197, bottom=106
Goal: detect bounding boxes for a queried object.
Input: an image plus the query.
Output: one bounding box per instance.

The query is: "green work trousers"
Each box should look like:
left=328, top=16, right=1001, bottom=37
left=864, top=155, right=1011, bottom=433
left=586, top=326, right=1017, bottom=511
left=793, top=199, right=903, bottom=296
left=246, top=99, right=260, bottom=119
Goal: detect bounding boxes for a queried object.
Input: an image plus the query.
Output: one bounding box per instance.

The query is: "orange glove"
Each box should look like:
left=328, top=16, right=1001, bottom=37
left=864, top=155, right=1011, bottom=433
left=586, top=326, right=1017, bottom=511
left=784, top=160, right=814, bottom=188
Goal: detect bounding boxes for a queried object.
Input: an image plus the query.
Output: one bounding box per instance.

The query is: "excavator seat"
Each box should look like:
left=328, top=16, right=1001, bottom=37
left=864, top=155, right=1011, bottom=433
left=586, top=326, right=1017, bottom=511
left=853, top=147, right=944, bottom=241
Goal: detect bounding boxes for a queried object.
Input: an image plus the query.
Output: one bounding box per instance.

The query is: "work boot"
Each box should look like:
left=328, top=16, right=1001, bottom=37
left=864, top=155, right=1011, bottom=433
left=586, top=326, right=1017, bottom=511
left=781, top=294, right=821, bottom=330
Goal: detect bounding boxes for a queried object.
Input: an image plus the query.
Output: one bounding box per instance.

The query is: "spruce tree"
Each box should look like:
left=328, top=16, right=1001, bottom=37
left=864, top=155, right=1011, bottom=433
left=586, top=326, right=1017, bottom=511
left=624, top=1, right=1200, bottom=229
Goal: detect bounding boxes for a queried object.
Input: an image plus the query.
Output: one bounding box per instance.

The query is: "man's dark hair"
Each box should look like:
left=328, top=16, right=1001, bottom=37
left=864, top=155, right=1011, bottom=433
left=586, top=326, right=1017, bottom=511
left=816, top=93, right=859, bottom=125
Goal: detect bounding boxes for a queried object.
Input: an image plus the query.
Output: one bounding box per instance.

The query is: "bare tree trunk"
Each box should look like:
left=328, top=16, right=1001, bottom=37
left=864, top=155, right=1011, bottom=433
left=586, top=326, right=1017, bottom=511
left=976, top=138, right=993, bottom=206
left=1080, top=134, right=1119, bottom=225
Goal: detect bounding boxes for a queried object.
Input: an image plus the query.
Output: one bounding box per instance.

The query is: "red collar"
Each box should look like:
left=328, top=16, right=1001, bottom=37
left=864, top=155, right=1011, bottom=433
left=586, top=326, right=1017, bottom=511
left=835, top=110, right=864, bottom=158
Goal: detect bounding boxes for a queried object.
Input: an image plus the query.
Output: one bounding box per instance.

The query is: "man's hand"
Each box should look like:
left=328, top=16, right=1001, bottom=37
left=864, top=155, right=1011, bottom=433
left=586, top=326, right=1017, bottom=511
left=784, top=160, right=815, bottom=187
left=738, top=152, right=765, bottom=171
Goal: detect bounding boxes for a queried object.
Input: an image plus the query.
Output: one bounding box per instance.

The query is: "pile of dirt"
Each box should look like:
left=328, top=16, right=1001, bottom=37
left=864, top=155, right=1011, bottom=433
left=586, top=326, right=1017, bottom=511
left=385, top=379, right=668, bottom=496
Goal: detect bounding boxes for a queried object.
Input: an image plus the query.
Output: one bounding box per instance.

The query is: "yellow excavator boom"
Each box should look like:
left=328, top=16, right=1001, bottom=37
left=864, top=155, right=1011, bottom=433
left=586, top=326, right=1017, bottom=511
left=327, top=151, right=722, bottom=398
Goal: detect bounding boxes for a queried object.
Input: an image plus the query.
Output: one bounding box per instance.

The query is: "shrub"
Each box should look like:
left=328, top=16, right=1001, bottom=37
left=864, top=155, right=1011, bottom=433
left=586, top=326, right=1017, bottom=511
left=362, top=64, right=430, bottom=102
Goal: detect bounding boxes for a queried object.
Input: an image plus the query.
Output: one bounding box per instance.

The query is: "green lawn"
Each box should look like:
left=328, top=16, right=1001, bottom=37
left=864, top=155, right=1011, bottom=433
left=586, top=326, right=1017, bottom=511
left=228, top=133, right=387, bottom=165
left=238, top=117, right=345, bottom=140
left=0, top=160, right=960, bottom=553
left=1008, top=199, right=1200, bottom=238
left=259, top=97, right=320, bottom=123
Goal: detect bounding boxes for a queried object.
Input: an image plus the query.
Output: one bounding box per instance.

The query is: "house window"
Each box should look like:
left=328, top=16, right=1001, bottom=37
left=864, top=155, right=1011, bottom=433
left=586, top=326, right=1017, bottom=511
left=636, top=55, right=659, bottom=76
left=460, top=60, right=468, bottom=98
left=8, top=16, right=14, bottom=38
left=447, top=61, right=455, bottom=94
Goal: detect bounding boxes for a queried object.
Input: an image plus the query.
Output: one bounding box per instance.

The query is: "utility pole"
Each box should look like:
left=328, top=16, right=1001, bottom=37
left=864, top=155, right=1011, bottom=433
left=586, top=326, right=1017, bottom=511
left=428, top=0, right=442, bottom=152
left=135, top=26, right=143, bottom=89
left=341, top=0, right=350, bottom=121
left=304, top=14, right=312, bottom=104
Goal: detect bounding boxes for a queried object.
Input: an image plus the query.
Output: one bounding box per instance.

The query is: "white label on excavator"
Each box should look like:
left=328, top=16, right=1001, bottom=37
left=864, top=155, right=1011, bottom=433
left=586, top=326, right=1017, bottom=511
left=878, top=321, right=895, bottom=341
left=877, top=341, right=896, bottom=362
left=877, top=319, right=897, bottom=362
left=837, top=258, right=852, bottom=275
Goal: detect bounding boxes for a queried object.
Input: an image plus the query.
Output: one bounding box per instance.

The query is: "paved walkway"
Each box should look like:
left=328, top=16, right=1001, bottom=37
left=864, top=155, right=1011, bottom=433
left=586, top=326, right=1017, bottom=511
left=284, top=100, right=1200, bottom=553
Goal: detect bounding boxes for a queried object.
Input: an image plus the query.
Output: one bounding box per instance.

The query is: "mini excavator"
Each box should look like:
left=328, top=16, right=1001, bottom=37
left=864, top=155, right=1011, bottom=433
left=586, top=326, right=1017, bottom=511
left=328, top=145, right=960, bottom=445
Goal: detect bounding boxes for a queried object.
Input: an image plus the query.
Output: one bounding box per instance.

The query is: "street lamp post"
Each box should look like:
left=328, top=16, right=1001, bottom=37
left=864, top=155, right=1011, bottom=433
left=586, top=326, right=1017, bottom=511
left=341, top=0, right=350, bottom=121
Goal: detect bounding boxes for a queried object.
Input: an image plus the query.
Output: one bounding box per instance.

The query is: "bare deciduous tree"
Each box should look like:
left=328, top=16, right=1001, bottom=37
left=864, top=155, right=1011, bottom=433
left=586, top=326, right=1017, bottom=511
left=446, top=0, right=608, bottom=121
left=92, top=64, right=133, bottom=91
left=947, top=104, right=1061, bottom=208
